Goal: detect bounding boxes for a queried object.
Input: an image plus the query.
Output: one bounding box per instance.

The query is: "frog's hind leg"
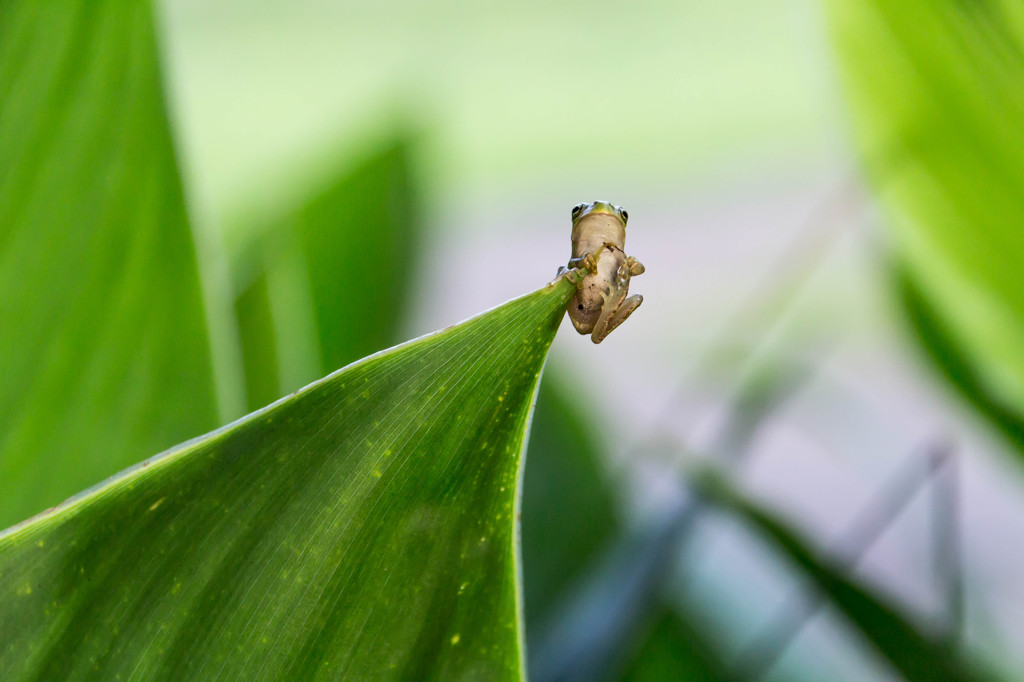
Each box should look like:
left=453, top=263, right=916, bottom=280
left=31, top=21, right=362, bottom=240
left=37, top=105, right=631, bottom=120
left=591, top=294, right=643, bottom=344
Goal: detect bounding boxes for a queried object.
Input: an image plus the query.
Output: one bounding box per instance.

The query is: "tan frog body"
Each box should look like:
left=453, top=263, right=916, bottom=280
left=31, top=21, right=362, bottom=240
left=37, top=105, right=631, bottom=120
left=556, top=200, right=645, bottom=343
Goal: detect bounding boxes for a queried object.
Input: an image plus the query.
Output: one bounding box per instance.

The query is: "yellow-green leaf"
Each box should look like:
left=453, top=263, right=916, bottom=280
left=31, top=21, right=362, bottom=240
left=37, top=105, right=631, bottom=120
left=0, top=0, right=221, bottom=527
left=828, top=0, right=1024, bottom=454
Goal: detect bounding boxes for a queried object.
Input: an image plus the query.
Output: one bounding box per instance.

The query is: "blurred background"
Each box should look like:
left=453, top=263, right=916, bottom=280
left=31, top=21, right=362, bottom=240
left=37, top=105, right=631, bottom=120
left=4, top=0, right=1023, bottom=679
left=162, top=0, right=1024, bottom=679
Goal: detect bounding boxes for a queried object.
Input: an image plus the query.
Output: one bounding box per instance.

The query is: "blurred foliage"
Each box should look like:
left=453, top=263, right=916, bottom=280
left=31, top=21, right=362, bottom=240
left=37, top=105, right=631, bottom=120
left=620, top=610, right=734, bottom=682
left=234, top=270, right=281, bottom=410
left=0, top=0, right=220, bottom=528
left=0, top=280, right=572, bottom=680
left=529, top=508, right=713, bottom=682
left=693, top=469, right=993, bottom=682
left=232, top=136, right=421, bottom=410
left=521, top=367, right=775, bottom=681
left=163, top=0, right=834, bottom=223
left=524, top=358, right=814, bottom=681
left=829, top=0, right=1024, bottom=457
left=521, top=371, right=620, bottom=627
left=898, top=267, right=1024, bottom=450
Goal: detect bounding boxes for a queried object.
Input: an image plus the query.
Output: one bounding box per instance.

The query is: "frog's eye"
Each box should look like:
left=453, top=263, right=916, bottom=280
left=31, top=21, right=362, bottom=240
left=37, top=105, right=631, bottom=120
left=571, top=203, right=585, bottom=219
left=620, top=209, right=629, bottom=223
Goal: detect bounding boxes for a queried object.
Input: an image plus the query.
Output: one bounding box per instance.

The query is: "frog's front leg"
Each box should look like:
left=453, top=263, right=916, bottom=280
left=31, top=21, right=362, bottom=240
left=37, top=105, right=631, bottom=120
left=554, top=264, right=589, bottom=287
left=591, top=293, right=643, bottom=344
left=567, top=250, right=601, bottom=274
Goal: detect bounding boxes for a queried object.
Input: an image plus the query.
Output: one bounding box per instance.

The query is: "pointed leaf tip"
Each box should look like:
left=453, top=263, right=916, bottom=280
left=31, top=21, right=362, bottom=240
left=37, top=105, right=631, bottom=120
left=0, top=280, right=574, bottom=681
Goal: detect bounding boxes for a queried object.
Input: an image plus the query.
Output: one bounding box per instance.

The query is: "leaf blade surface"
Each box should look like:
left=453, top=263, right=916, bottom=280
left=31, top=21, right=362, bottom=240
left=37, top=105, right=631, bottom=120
left=0, top=280, right=574, bottom=681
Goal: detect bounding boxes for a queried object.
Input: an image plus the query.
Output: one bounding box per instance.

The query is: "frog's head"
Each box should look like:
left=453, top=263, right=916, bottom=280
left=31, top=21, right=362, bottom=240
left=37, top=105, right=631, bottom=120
left=570, top=200, right=628, bottom=228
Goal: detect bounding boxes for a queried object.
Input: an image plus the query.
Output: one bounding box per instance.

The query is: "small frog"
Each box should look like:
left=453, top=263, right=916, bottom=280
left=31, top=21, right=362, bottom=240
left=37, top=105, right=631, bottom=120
left=556, top=200, right=645, bottom=343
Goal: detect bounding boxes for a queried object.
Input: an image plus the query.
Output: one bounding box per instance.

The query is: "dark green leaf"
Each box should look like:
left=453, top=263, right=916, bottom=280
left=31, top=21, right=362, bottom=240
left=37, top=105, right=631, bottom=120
left=620, top=609, right=735, bottom=682
left=896, top=265, right=1024, bottom=450
left=527, top=358, right=811, bottom=682
left=521, top=369, right=620, bottom=627
left=693, top=469, right=994, bottom=682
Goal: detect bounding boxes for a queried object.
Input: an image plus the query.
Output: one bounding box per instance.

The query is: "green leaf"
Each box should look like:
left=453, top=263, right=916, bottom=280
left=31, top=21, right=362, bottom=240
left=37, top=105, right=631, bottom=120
left=0, top=279, right=573, bottom=681
left=523, top=370, right=715, bottom=682
left=896, top=265, right=1024, bottom=451
left=520, top=369, right=620, bottom=628
left=828, top=0, right=1024, bottom=453
left=0, top=0, right=221, bottom=528
left=527, top=359, right=811, bottom=682
left=232, top=137, right=421, bottom=409
left=620, top=609, right=735, bottom=682
left=234, top=270, right=282, bottom=411
left=693, top=469, right=994, bottom=682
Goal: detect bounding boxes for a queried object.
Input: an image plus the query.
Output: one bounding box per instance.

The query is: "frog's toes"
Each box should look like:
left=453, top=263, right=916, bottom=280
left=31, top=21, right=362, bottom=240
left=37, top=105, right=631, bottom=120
left=627, top=256, right=646, bottom=277
left=554, top=265, right=588, bottom=288
left=615, top=262, right=631, bottom=286
left=568, top=251, right=601, bottom=273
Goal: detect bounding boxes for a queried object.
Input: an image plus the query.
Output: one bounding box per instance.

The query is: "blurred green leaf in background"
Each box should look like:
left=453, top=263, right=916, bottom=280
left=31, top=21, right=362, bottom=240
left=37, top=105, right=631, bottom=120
left=521, top=381, right=737, bottom=682
left=521, top=371, right=620, bottom=627
left=620, top=610, right=734, bottom=682
left=232, top=135, right=422, bottom=410
left=829, top=0, right=1024, bottom=455
left=0, top=0, right=220, bottom=528
left=693, top=467, right=993, bottom=682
